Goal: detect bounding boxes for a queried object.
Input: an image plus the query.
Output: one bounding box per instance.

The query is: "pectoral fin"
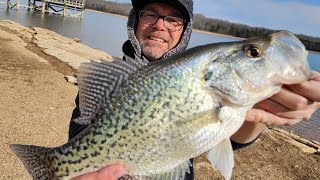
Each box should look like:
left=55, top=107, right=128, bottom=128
left=207, top=138, right=234, bottom=180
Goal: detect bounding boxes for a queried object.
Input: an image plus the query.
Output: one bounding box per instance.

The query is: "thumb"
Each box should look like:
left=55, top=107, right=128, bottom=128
left=99, top=165, right=127, bottom=180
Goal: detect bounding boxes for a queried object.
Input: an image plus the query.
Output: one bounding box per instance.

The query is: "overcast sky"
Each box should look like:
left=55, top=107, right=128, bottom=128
left=109, top=0, right=320, bottom=37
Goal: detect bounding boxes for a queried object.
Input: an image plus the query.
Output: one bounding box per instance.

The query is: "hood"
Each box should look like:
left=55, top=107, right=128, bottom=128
left=131, top=0, right=193, bottom=21
left=122, top=0, right=193, bottom=61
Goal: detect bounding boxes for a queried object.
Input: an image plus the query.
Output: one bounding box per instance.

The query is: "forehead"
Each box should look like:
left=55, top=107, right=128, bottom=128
left=144, top=2, right=183, bottom=17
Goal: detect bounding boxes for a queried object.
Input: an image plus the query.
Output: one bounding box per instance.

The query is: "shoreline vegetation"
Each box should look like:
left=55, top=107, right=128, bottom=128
left=85, top=0, right=320, bottom=52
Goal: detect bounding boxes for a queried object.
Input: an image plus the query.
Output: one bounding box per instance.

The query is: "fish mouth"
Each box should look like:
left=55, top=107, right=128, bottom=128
left=267, top=31, right=310, bottom=84
left=272, top=31, right=305, bottom=51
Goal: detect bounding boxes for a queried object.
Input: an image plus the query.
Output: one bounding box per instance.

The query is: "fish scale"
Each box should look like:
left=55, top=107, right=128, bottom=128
left=52, top=54, right=217, bottom=177
left=11, top=31, right=310, bottom=180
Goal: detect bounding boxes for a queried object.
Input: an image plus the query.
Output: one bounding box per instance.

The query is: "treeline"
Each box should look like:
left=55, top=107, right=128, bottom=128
left=85, top=0, right=320, bottom=52
left=193, top=14, right=320, bottom=52
left=85, top=0, right=132, bottom=16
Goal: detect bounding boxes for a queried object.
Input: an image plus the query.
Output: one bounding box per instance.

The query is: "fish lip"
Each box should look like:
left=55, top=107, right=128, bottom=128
left=266, top=31, right=310, bottom=84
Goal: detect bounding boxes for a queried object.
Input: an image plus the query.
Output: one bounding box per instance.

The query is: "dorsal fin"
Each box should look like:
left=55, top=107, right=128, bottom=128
left=74, top=55, right=148, bottom=125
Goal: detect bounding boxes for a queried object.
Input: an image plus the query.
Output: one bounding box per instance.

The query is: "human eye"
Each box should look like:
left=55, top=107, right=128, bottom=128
left=165, top=16, right=183, bottom=26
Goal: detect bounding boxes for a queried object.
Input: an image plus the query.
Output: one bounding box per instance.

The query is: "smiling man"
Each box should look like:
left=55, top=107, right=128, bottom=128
left=122, top=0, right=193, bottom=62
left=135, top=3, right=186, bottom=61
left=69, top=0, right=320, bottom=180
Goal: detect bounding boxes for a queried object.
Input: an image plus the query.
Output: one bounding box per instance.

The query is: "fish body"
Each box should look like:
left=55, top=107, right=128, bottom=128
left=11, top=31, right=310, bottom=180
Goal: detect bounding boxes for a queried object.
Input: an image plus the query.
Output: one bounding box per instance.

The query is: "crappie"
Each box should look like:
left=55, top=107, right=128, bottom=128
left=11, top=31, right=309, bottom=180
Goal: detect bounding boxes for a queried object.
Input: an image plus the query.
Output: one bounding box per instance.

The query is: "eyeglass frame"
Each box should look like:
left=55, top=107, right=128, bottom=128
left=138, top=9, right=187, bottom=31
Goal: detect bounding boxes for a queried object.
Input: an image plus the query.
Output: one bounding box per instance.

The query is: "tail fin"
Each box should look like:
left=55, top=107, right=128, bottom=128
left=10, top=144, right=55, bottom=179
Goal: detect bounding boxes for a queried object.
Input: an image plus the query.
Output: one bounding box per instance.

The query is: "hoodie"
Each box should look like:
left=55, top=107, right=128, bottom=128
left=122, top=0, right=194, bottom=61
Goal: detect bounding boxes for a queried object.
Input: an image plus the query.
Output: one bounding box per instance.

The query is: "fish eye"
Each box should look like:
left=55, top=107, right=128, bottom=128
left=244, top=45, right=263, bottom=58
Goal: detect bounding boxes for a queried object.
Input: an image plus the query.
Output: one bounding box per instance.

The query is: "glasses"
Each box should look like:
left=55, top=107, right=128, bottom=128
left=139, top=10, right=186, bottom=31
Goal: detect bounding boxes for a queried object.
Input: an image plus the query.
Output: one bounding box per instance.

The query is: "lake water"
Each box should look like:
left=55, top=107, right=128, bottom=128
left=0, top=6, right=319, bottom=72
left=0, top=6, right=319, bottom=142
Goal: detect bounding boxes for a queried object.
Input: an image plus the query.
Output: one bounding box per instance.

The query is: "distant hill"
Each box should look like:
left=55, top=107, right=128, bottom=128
left=85, top=0, right=320, bottom=52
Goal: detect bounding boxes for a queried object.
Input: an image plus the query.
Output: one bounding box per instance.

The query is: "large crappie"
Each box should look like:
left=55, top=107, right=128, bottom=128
left=11, top=31, right=309, bottom=180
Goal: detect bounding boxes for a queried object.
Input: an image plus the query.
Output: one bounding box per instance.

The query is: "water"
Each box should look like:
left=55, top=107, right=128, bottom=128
left=1, top=6, right=319, bottom=142
left=0, top=7, right=128, bottom=56
left=1, top=7, right=319, bottom=72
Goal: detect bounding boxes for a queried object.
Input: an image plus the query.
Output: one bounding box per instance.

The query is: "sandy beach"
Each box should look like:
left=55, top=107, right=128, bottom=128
left=0, top=20, right=319, bottom=180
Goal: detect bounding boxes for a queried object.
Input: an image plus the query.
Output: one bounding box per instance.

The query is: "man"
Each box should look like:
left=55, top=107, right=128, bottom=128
left=70, top=0, right=320, bottom=179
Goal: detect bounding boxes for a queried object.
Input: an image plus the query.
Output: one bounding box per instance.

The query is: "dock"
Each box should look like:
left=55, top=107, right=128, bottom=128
left=281, top=108, right=320, bottom=143
left=1, top=0, right=86, bottom=18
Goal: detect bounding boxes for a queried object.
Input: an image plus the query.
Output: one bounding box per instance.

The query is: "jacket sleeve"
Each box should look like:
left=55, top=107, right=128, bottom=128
left=231, top=133, right=261, bottom=150
left=68, top=94, right=88, bottom=141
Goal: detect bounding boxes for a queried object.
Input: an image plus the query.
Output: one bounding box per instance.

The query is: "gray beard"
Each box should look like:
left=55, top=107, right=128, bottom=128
left=139, top=42, right=164, bottom=61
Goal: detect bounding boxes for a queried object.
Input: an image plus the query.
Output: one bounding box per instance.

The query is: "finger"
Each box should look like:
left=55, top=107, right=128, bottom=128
left=277, top=102, right=320, bottom=120
left=255, top=98, right=289, bottom=114
left=98, top=165, right=126, bottom=180
left=72, top=165, right=126, bottom=180
left=245, top=109, right=290, bottom=126
left=286, top=71, right=320, bottom=102
left=270, top=87, right=313, bottom=110
left=257, top=97, right=320, bottom=120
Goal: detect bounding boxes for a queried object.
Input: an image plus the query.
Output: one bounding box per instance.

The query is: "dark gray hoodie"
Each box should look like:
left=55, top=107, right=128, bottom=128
left=122, top=0, right=194, bottom=61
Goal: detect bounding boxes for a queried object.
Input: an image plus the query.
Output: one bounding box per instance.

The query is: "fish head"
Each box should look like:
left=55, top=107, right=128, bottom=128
left=204, top=31, right=310, bottom=106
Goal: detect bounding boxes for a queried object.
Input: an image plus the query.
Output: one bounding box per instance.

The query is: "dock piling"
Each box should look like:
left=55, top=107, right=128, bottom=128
left=2, top=0, right=86, bottom=18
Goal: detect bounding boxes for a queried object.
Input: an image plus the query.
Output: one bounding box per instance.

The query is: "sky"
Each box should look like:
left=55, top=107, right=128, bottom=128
left=108, top=0, right=320, bottom=37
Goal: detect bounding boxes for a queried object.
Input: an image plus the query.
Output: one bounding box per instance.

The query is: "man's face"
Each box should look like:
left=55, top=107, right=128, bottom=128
left=136, top=2, right=184, bottom=61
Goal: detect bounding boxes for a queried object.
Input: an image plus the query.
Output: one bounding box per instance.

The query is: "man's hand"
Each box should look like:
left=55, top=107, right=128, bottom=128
left=246, top=70, right=320, bottom=126
left=231, top=71, right=320, bottom=144
left=72, top=165, right=126, bottom=180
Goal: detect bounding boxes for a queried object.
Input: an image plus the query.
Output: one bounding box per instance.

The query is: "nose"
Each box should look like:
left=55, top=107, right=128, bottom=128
left=153, top=17, right=166, bottom=31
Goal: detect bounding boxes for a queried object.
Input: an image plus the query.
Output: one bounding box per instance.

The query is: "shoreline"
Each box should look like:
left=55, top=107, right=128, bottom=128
left=193, top=29, right=244, bottom=40
left=86, top=9, right=244, bottom=41
left=85, top=9, right=320, bottom=54
left=310, top=50, right=320, bottom=55
left=86, top=9, right=128, bottom=19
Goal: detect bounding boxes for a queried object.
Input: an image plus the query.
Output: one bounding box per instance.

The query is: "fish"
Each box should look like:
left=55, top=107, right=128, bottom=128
left=10, top=31, right=310, bottom=180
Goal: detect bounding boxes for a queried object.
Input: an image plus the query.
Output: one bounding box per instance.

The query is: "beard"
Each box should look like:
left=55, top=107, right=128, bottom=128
left=139, top=39, right=169, bottom=62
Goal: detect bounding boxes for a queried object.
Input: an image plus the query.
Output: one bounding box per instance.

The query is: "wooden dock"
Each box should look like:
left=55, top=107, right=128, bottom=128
left=281, top=108, right=320, bottom=143
left=1, top=0, right=86, bottom=18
